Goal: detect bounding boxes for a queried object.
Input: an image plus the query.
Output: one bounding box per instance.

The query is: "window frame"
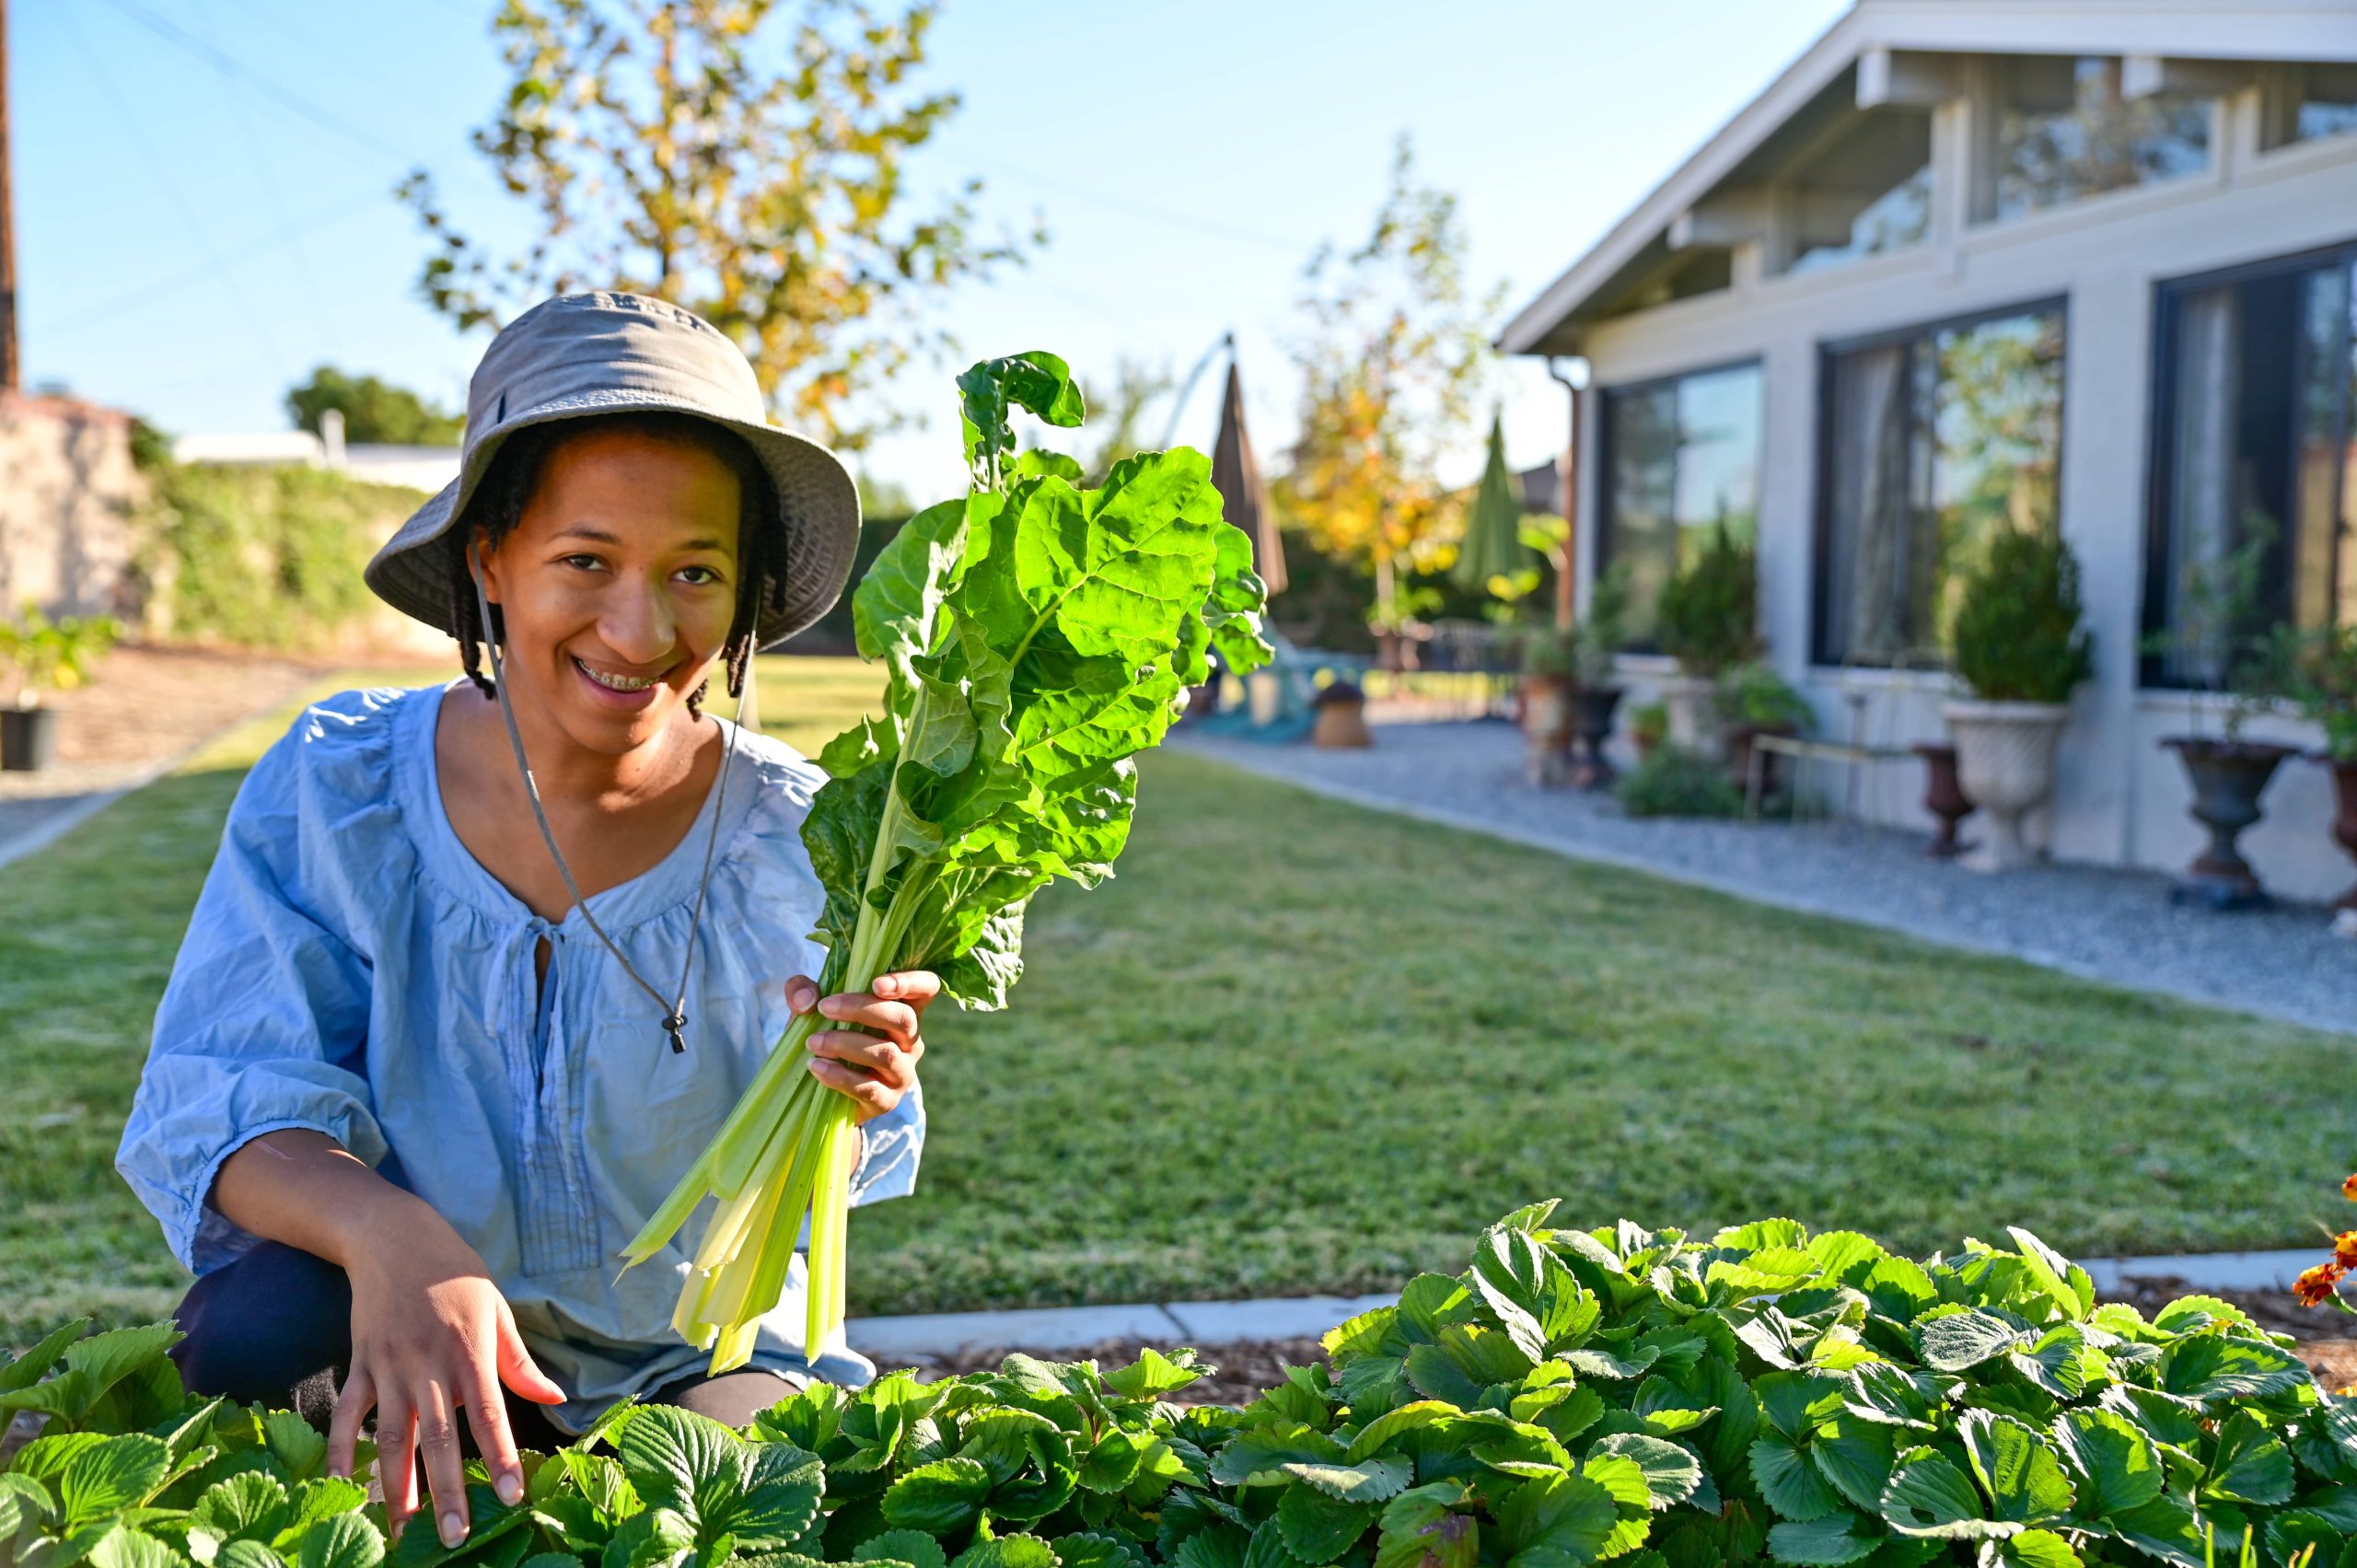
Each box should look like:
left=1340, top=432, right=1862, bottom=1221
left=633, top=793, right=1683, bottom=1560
left=2139, top=238, right=2357, bottom=690
left=1593, top=354, right=1766, bottom=654
left=1808, top=295, right=2073, bottom=669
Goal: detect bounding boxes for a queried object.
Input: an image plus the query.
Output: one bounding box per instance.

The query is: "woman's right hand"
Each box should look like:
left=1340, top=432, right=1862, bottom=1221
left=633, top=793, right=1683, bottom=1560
left=327, top=1206, right=567, bottom=1548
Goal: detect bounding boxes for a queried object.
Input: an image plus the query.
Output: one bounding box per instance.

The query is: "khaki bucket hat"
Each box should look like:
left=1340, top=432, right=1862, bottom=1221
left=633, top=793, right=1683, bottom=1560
left=364, top=291, right=861, bottom=648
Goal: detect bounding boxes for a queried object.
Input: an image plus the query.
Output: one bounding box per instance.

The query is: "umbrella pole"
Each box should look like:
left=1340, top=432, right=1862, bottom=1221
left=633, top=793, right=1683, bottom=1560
left=1547, top=358, right=1585, bottom=633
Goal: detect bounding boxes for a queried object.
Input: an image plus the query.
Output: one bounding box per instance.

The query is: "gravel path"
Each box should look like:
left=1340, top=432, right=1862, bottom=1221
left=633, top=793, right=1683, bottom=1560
left=1178, top=719, right=2357, bottom=1039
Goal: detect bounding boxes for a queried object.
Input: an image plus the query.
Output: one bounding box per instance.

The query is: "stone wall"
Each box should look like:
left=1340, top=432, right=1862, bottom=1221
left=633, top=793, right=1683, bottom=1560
left=0, top=393, right=145, bottom=620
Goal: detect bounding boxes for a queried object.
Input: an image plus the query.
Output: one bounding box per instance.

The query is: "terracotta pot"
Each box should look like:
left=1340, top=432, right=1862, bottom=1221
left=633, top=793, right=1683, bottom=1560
left=1520, top=673, right=1574, bottom=786
left=1310, top=681, right=1374, bottom=749
left=1569, top=685, right=1624, bottom=791
left=1658, top=674, right=1720, bottom=756
left=1725, top=721, right=1797, bottom=803
left=1910, top=742, right=1976, bottom=860
left=2324, top=757, right=2357, bottom=928
left=0, top=706, right=57, bottom=772
left=1944, top=699, right=2069, bottom=872
left=2160, top=738, right=2293, bottom=909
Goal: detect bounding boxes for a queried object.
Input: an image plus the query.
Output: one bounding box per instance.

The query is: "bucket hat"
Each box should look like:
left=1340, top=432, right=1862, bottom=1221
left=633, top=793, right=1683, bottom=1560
left=364, top=291, right=860, bottom=649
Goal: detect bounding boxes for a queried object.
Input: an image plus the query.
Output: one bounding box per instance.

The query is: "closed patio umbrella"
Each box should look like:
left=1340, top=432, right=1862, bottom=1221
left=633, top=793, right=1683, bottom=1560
left=1210, top=359, right=1285, bottom=597
left=1454, top=412, right=1527, bottom=591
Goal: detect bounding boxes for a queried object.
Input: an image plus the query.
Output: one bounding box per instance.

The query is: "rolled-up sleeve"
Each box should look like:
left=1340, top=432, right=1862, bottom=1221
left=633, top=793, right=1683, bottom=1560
left=849, top=1082, right=923, bottom=1206
left=116, top=728, right=384, bottom=1273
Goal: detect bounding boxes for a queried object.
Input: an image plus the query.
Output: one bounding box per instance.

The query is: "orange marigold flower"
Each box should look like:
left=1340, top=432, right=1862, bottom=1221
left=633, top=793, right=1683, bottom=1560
left=2295, top=1261, right=2347, bottom=1307
left=2338, top=1232, right=2357, bottom=1271
left=2345, top=1172, right=2357, bottom=1201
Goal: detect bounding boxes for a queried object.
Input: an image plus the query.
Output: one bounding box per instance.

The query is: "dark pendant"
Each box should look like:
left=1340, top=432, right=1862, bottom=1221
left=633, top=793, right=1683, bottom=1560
left=664, top=1012, right=689, bottom=1054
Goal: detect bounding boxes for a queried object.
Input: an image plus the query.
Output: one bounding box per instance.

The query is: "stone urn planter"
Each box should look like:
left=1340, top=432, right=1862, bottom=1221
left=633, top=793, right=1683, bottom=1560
left=1, top=706, right=58, bottom=772
left=1944, top=700, right=2069, bottom=872
left=1658, top=674, right=1721, bottom=756
left=2324, top=757, right=2357, bottom=936
left=1910, top=742, right=1976, bottom=860
left=1520, top=673, right=1575, bottom=787
left=2159, top=738, right=2293, bottom=910
left=1569, top=685, right=1623, bottom=791
left=1310, top=680, right=1374, bottom=749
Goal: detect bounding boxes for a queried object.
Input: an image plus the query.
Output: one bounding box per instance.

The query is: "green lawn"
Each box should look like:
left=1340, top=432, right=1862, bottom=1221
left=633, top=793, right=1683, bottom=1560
left=4, top=657, right=2351, bottom=1343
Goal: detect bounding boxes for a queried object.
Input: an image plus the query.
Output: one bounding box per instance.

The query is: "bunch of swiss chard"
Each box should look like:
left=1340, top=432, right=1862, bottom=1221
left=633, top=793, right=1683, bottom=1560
left=8, top=1208, right=2353, bottom=1568
left=620, top=352, right=1273, bottom=1371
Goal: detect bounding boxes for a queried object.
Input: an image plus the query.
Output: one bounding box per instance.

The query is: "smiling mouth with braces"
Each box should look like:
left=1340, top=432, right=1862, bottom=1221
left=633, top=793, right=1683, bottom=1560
left=576, top=658, right=664, bottom=692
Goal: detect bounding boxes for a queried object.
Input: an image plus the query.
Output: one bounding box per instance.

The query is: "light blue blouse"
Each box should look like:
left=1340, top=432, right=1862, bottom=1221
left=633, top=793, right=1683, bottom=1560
left=116, top=682, right=923, bottom=1431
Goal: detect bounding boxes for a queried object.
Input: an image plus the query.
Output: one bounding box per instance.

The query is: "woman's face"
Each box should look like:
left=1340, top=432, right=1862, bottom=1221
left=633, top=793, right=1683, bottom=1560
left=477, top=425, right=744, bottom=756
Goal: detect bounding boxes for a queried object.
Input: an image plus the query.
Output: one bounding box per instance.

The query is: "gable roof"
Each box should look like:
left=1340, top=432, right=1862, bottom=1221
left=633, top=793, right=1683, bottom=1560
left=1496, top=0, right=2357, bottom=356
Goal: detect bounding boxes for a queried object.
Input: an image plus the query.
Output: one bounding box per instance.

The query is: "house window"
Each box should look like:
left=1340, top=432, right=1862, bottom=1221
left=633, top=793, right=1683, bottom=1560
left=1815, top=306, right=2067, bottom=666
left=2146, top=245, right=2357, bottom=685
left=1786, top=109, right=1934, bottom=276
left=2283, top=64, right=2357, bottom=146
left=1991, top=56, right=2212, bottom=221
left=1597, top=362, right=1764, bottom=644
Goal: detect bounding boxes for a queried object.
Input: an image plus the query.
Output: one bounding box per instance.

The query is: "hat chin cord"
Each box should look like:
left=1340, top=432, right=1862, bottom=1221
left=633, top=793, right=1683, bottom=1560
left=467, top=544, right=737, bottom=1055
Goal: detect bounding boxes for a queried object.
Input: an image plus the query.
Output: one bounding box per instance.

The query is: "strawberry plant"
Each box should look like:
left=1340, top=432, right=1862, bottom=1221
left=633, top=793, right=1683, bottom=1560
left=5, top=1206, right=2351, bottom=1568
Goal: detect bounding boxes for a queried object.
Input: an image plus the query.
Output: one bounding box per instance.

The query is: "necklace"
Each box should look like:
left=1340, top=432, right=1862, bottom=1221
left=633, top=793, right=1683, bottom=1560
left=470, top=557, right=736, bottom=1055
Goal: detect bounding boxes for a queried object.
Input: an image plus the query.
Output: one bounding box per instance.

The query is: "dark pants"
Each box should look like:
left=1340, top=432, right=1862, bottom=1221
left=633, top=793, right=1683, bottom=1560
left=172, top=1241, right=799, bottom=1449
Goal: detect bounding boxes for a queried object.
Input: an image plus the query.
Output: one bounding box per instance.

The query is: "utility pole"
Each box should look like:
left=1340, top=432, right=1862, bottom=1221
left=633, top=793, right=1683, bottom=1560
left=0, top=0, right=17, bottom=393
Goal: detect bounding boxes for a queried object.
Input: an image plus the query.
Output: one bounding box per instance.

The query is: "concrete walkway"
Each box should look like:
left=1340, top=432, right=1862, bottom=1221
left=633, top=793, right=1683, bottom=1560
left=1177, top=721, right=2357, bottom=1038
left=846, top=1248, right=2321, bottom=1357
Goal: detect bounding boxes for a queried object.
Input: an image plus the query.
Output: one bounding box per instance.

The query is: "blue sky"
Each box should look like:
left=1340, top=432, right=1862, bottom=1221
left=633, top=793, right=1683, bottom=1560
left=12, top=0, right=1850, bottom=497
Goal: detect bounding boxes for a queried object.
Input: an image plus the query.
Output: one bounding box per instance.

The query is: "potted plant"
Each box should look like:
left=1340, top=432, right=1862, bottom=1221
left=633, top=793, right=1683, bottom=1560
left=1713, top=660, right=1813, bottom=804
left=1628, top=701, right=1668, bottom=762
left=1517, top=622, right=1579, bottom=786
left=2147, top=521, right=2295, bottom=909
left=1566, top=563, right=1631, bottom=790
left=2282, top=623, right=2357, bottom=933
left=1944, top=528, right=2093, bottom=872
left=1655, top=520, right=1759, bottom=754
left=0, top=607, right=121, bottom=772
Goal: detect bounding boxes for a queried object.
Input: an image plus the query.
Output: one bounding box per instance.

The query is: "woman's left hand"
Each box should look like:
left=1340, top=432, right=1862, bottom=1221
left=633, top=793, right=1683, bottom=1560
left=787, top=970, right=935, bottom=1124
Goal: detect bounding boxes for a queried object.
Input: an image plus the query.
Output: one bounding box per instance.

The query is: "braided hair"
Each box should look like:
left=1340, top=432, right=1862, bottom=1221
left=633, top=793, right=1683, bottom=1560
left=447, top=412, right=788, bottom=718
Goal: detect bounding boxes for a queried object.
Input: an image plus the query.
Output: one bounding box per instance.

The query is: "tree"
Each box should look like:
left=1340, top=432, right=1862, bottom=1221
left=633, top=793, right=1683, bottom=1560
left=400, top=0, right=1033, bottom=449
left=284, top=366, right=465, bottom=447
left=1274, top=137, right=1502, bottom=628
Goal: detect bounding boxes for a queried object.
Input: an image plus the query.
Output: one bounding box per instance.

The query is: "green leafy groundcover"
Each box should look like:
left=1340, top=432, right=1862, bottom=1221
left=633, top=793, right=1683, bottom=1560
left=6, top=1208, right=2352, bottom=1568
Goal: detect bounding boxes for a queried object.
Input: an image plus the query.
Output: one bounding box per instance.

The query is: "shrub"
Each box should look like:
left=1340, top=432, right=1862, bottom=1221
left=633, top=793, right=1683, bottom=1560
left=2282, top=623, right=2357, bottom=763
left=1656, top=523, right=1760, bottom=679
left=3, top=1209, right=2348, bottom=1568
left=1618, top=743, right=1743, bottom=818
left=1714, top=662, right=1813, bottom=733
left=1951, top=529, right=2094, bottom=704
left=138, top=464, right=419, bottom=650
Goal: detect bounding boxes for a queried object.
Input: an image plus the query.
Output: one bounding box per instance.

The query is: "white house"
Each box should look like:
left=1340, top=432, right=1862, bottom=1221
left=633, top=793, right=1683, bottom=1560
left=1501, top=0, right=2357, bottom=903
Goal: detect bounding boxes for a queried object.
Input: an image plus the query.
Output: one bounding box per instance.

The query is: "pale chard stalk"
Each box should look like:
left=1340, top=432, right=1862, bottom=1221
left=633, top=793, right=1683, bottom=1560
left=621, top=352, right=1271, bottom=1374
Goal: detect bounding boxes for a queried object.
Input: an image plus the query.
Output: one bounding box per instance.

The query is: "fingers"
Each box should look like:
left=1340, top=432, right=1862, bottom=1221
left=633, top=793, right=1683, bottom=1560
left=418, top=1378, right=470, bottom=1549
left=815, top=993, right=919, bottom=1045
left=327, top=1365, right=375, bottom=1481
left=805, top=1052, right=905, bottom=1119
left=785, top=974, right=818, bottom=1015
left=377, top=1394, right=419, bottom=1541
left=873, top=970, right=942, bottom=1014
left=807, top=1029, right=916, bottom=1085
left=460, top=1354, right=525, bottom=1508
left=496, top=1306, right=568, bottom=1406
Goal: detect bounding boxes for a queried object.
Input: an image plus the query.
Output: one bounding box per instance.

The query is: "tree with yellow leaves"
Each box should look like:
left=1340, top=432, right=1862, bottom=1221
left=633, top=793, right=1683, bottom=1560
left=400, top=0, right=1034, bottom=449
left=1276, top=137, right=1503, bottom=630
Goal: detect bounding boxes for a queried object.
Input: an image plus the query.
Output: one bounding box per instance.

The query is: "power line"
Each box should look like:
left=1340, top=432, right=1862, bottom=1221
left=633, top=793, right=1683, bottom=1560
left=84, top=0, right=412, bottom=164
left=47, top=187, right=383, bottom=334
left=192, top=0, right=341, bottom=356
left=981, top=162, right=1312, bottom=257
left=59, top=1, right=285, bottom=374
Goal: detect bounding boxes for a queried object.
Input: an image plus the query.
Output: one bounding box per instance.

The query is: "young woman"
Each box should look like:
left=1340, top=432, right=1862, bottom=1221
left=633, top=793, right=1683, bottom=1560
left=117, top=293, right=931, bottom=1551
